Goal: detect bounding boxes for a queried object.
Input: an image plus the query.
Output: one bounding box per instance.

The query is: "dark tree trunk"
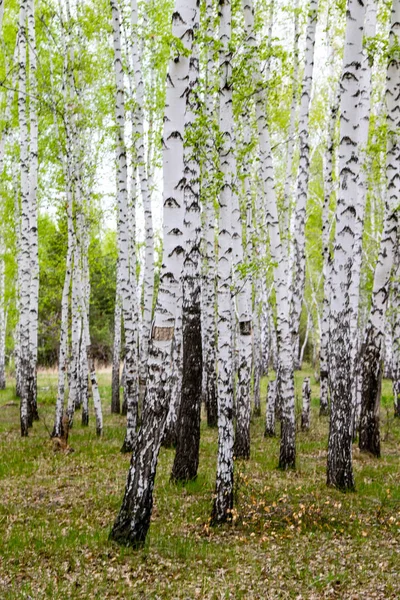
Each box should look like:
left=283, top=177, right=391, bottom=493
left=319, top=368, right=329, bottom=415
left=278, top=365, right=296, bottom=470
left=171, top=301, right=202, bottom=482
left=234, top=323, right=252, bottom=460
left=359, top=326, right=382, bottom=457
left=111, top=362, right=121, bottom=414
left=327, top=313, right=355, bottom=490
left=205, top=370, right=218, bottom=427
left=301, top=377, right=311, bottom=431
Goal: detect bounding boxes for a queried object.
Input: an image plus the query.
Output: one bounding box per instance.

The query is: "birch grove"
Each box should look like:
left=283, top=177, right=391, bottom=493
left=0, top=0, right=400, bottom=557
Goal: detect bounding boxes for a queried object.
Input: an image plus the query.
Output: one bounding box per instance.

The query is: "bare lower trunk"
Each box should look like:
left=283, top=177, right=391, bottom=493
left=264, top=379, right=277, bottom=437
left=359, top=325, right=382, bottom=456
left=111, top=287, right=122, bottom=414
left=301, top=377, right=311, bottom=431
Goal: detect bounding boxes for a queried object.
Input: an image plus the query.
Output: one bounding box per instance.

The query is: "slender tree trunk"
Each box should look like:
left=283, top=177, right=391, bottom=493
left=18, top=0, right=31, bottom=436
left=162, top=301, right=182, bottom=447
left=290, top=0, right=319, bottom=369
left=320, top=81, right=339, bottom=416
left=111, top=283, right=122, bottom=414
left=327, top=0, right=366, bottom=490
left=53, top=203, right=74, bottom=437
left=26, top=0, right=39, bottom=423
left=201, top=3, right=218, bottom=427
left=130, top=0, right=155, bottom=388
left=211, top=0, right=235, bottom=525
left=111, top=0, right=139, bottom=451
left=0, top=243, right=5, bottom=390
left=349, top=0, right=377, bottom=437
left=301, top=377, right=311, bottom=431
left=264, top=379, right=277, bottom=437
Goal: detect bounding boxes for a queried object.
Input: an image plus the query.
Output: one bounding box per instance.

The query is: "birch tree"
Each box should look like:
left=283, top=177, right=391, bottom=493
left=171, top=42, right=203, bottom=482
left=327, top=0, right=367, bottom=490
left=211, top=0, right=235, bottom=524
left=290, top=0, right=319, bottom=368
left=110, top=0, right=139, bottom=451
left=110, top=0, right=199, bottom=547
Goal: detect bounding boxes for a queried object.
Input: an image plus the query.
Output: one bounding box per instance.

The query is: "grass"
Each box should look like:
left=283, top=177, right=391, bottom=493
left=0, top=368, right=399, bottom=599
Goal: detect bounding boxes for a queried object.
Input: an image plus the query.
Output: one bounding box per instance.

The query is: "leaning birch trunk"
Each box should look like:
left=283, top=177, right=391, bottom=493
left=264, top=379, right=277, bottom=437
left=301, top=377, right=311, bottom=431
left=290, top=0, right=319, bottom=369
left=171, top=48, right=203, bottom=481
left=110, top=0, right=198, bottom=547
left=211, top=0, right=235, bottom=524
left=327, top=0, right=366, bottom=490
left=359, top=1, right=400, bottom=457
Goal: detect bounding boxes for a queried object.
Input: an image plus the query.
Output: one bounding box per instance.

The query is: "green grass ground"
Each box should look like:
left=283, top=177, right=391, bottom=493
left=0, top=369, right=399, bottom=599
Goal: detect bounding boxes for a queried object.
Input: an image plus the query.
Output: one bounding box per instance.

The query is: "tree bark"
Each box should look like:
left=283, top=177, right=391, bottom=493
left=327, top=0, right=366, bottom=490
left=264, top=379, right=277, bottom=438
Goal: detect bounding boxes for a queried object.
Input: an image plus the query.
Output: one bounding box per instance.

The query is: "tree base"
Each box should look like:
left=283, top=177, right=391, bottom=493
left=120, top=439, right=134, bottom=453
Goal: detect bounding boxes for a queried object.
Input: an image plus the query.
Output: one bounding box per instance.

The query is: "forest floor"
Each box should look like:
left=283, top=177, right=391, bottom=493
left=0, top=369, right=399, bottom=599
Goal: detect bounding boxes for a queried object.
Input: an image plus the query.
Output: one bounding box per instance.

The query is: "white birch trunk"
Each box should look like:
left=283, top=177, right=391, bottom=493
left=392, top=254, right=400, bottom=417
left=327, top=0, right=366, bottom=490
left=130, top=0, right=155, bottom=386
left=290, top=0, right=319, bottom=368
left=111, top=0, right=139, bottom=451
left=211, top=0, right=235, bottom=523
left=163, top=296, right=182, bottom=447
left=18, top=0, right=31, bottom=436
left=170, top=42, right=204, bottom=481
left=201, top=0, right=218, bottom=428
left=53, top=203, right=74, bottom=437
left=320, top=80, right=339, bottom=416
left=349, top=0, right=377, bottom=434
left=0, top=240, right=6, bottom=390
left=27, top=0, right=39, bottom=423
left=111, top=282, right=122, bottom=414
